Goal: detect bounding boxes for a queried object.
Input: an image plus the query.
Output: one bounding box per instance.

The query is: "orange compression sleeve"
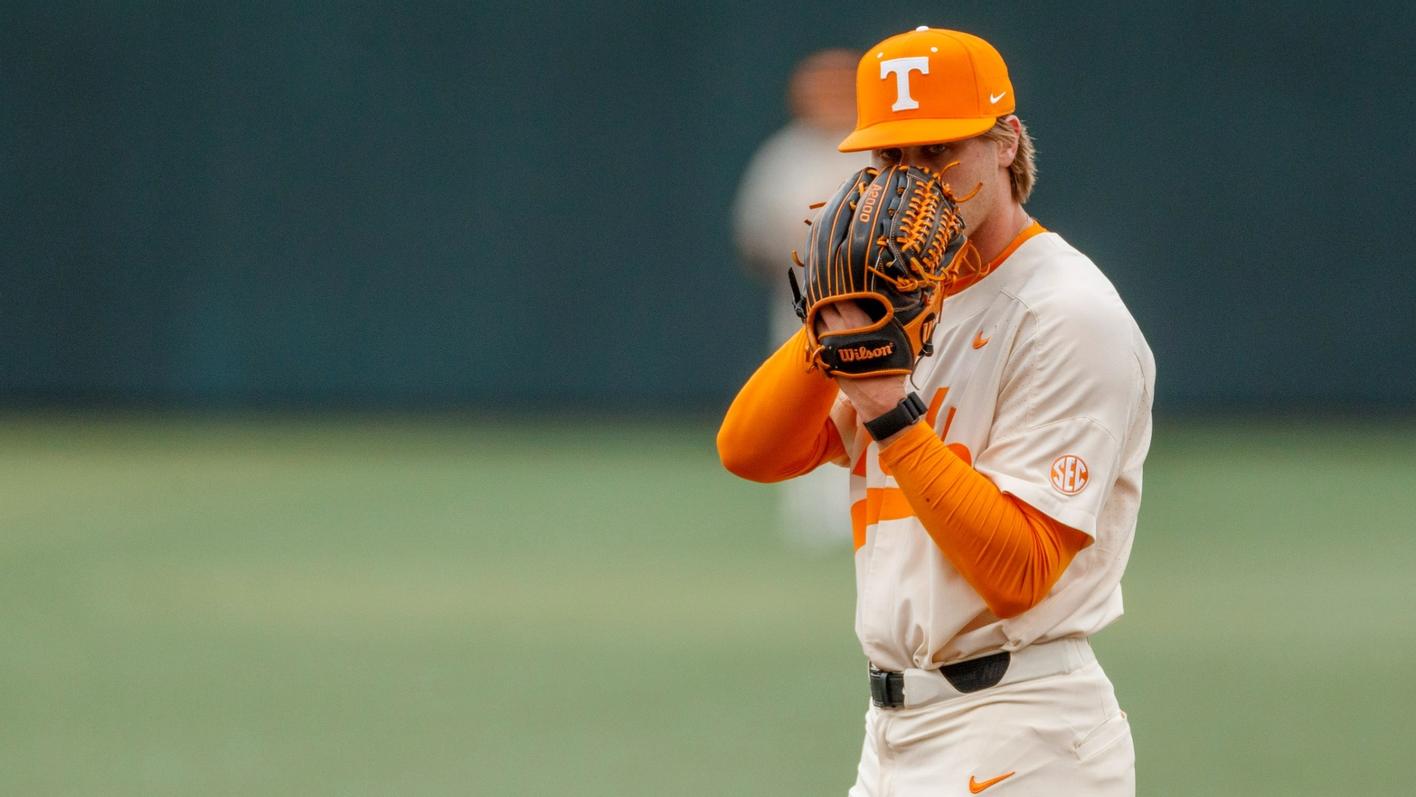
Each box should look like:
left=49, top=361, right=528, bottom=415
left=717, top=328, right=845, bottom=483
left=878, top=422, right=1091, bottom=618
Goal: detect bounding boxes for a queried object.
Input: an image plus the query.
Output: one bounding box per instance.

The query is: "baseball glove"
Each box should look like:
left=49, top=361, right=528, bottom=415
left=789, top=164, right=972, bottom=379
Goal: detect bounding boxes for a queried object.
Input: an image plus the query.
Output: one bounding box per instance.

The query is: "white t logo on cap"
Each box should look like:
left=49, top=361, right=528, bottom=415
left=880, top=57, right=929, bottom=112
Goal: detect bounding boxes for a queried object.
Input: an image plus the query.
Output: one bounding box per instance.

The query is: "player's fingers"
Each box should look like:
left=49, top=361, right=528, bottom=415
left=817, top=300, right=872, bottom=334
left=813, top=303, right=838, bottom=335
left=832, top=300, right=873, bottom=328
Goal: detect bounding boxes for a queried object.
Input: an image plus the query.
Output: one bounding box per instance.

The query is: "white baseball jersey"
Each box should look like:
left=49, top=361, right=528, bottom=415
left=836, top=227, right=1155, bottom=671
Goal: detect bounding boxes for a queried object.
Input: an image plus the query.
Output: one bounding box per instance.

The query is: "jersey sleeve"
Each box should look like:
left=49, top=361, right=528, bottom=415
left=974, top=290, right=1151, bottom=538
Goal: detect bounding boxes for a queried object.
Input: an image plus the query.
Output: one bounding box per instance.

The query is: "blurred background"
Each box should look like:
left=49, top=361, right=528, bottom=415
left=3, top=1, right=1414, bottom=795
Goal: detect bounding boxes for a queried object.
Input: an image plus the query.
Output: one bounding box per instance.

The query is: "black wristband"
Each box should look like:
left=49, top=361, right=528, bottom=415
left=863, top=392, right=928, bottom=442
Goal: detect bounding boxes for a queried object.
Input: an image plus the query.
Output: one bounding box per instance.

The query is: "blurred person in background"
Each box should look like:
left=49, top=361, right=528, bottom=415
left=731, top=49, right=871, bottom=550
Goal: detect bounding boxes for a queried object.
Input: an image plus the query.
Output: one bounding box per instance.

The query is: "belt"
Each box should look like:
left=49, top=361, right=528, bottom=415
left=868, top=637, right=1094, bottom=709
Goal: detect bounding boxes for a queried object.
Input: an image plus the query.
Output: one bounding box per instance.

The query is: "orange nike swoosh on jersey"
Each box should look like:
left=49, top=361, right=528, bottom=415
left=968, top=771, right=1015, bottom=793
left=972, top=330, right=990, bottom=349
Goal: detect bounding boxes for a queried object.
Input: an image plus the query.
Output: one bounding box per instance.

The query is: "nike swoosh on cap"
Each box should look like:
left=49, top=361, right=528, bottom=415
left=989, top=91, right=1008, bottom=104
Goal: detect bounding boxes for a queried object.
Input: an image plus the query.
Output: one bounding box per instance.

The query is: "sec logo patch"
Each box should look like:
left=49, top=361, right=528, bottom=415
left=1050, top=455, right=1089, bottom=495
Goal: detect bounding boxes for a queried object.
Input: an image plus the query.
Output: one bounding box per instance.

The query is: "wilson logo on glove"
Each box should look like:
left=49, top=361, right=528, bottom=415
left=839, top=343, right=895, bottom=362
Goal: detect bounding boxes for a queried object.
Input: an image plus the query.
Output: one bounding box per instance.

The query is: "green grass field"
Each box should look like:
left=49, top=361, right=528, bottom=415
left=2, top=412, right=1413, bottom=795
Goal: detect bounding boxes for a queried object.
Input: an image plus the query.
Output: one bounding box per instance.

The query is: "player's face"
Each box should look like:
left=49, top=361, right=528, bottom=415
left=874, top=136, right=999, bottom=234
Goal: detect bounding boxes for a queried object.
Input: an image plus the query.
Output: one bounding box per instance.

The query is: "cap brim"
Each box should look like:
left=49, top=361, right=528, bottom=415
left=838, top=116, right=997, bottom=152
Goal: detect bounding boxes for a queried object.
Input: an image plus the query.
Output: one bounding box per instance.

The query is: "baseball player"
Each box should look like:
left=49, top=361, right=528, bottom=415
left=718, top=26, right=1154, bottom=796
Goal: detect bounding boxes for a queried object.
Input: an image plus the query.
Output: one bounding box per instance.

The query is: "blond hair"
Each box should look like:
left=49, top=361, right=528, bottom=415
left=981, top=116, right=1037, bottom=204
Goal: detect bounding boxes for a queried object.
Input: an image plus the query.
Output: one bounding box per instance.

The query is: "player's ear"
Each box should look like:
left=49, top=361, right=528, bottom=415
left=996, top=116, right=1022, bottom=168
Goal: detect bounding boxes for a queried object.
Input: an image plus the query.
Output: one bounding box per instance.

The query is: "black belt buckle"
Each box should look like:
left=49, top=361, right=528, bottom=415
left=939, top=651, right=1011, bottom=693
left=868, top=665, right=905, bottom=708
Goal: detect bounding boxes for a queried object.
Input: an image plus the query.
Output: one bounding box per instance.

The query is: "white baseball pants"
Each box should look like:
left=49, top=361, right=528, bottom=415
left=848, top=640, right=1134, bottom=796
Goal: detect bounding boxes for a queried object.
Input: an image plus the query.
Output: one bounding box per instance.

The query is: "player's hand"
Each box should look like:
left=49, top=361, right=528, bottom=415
left=815, top=302, right=910, bottom=422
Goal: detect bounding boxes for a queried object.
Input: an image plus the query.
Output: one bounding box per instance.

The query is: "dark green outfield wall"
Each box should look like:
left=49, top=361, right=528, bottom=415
left=3, top=2, right=1413, bottom=408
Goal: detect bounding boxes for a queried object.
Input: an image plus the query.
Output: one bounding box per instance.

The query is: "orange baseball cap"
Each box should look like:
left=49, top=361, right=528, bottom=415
left=839, top=27, right=1016, bottom=152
